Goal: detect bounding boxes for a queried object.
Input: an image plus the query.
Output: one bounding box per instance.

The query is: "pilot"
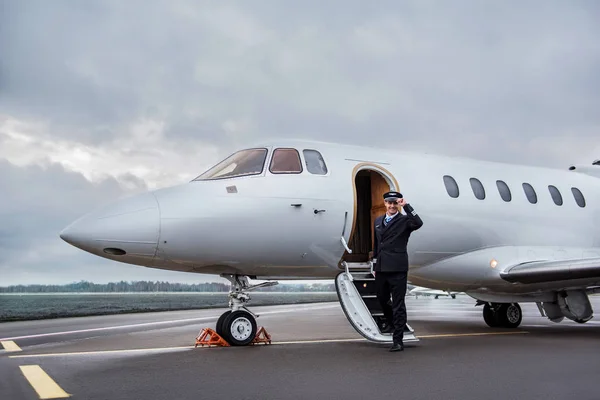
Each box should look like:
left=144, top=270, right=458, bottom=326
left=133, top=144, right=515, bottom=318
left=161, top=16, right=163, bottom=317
left=372, top=191, right=423, bottom=352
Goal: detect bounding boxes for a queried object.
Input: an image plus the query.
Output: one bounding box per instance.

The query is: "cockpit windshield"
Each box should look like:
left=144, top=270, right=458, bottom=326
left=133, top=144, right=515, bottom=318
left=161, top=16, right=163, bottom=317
left=193, top=148, right=268, bottom=180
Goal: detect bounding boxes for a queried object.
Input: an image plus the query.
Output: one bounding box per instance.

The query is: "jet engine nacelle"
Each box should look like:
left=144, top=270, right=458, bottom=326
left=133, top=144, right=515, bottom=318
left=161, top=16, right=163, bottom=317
left=542, top=290, right=593, bottom=323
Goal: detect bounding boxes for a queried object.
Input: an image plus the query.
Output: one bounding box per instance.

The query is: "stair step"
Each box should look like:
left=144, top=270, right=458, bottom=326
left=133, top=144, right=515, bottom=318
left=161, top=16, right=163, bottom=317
left=343, top=262, right=372, bottom=273
left=344, top=262, right=371, bottom=267
left=336, top=272, right=419, bottom=344
left=336, top=272, right=419, bottom=343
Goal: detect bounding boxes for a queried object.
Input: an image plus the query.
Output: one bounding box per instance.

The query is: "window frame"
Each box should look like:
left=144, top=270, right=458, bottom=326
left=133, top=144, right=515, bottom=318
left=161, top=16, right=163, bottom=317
left=269, top=147, right=304, bottom=175
left=496, top=180, right=512, bottom=202
left=469, top=177, right=486, bottom=200
left=522, top=182, right=538, bottom=204
left=548, top=185, right=563, bottom=206
left=192, top=147, right=268, bottom=181
left=302, top=149, right=329, bottom=175
left=571, top=187, right=586, bottom=208
left=443, top=175, right=460, bottom=198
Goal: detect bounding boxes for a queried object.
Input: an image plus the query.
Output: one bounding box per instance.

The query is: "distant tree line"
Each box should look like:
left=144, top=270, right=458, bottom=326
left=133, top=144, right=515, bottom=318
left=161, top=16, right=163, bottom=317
left=0, top=280, right=336, bottom=293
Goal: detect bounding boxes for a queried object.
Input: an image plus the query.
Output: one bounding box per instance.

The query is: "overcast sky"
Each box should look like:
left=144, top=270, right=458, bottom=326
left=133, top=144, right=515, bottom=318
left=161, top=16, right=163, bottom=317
left=1, top=1, right=599, bottom=285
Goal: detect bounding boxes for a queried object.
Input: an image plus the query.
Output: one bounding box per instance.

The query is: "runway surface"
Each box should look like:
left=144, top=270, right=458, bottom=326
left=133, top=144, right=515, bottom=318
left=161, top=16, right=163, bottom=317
left=2, top=296, right=600, bottom=400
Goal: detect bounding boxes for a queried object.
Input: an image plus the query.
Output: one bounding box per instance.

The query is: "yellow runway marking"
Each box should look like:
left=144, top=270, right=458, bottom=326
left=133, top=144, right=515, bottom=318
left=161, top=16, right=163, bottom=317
left=1, top=340, right=22, bottom=352
left=19, top=365, right=71, bottom=399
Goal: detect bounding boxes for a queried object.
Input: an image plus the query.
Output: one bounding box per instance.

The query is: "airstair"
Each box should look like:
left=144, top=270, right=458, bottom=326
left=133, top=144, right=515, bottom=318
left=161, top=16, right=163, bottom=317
left=335, top=261, right=418, bottom=343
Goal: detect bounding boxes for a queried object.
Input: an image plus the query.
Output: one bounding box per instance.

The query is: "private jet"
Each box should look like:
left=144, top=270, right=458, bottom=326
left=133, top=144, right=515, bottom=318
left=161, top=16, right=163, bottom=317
left=59, top=139, right=600, bottom=346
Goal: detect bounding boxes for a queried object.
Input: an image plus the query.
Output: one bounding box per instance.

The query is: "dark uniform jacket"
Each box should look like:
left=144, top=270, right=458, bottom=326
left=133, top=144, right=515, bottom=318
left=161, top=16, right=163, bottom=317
left=373, top=204, right=423, bottom=272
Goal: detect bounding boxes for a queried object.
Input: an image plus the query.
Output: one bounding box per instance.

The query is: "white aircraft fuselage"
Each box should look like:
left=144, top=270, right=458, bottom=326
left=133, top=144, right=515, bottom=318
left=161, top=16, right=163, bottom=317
left=60, top=139, right=600, bottom=333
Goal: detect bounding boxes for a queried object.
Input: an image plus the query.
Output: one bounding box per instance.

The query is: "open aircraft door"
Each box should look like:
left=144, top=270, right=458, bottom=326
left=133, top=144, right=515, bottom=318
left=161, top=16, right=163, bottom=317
left=336, top=162, right=418, bottom=344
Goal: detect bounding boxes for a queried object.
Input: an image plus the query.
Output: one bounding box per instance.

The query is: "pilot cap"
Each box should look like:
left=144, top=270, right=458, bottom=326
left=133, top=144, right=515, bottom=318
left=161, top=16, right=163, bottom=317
left=383, top=191, right=402, bottom=201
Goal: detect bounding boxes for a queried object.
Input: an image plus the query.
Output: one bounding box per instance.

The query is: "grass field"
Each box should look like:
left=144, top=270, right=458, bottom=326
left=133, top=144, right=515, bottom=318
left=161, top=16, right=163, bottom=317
left=0, top=292, right=339, bottom=322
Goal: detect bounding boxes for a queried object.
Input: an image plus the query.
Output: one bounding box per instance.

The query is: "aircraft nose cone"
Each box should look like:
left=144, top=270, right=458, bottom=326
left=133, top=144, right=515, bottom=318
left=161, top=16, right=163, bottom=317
left=59, top=227, right=73, bottom=244
left=60, top=192, right=160, bottom=263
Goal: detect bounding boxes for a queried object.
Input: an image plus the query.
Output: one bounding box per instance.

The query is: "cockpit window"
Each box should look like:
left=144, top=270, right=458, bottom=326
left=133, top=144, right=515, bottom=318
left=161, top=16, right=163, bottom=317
left=303, top=149, right=328, bottom=175
left=193, top=148, right=267, bottom=180
left=269, top=148, right=302, bottom=174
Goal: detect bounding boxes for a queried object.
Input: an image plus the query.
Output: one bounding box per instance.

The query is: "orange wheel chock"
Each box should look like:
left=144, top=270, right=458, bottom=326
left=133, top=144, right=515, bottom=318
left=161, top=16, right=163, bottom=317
left=195, top=328, right=230, bottom=348
left=251, top=326, right=272, bottom=345
left=194, top=326, right=273, bottom=348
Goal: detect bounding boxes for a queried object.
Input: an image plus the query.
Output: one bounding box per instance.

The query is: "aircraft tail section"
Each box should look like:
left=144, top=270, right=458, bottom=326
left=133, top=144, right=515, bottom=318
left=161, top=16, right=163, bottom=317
left=335, top=262, right=418, bottom=343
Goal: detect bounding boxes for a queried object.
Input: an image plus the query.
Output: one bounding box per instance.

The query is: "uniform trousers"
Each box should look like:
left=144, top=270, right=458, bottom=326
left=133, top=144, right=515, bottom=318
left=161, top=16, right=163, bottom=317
left=375, top=271, right=408, bottom=344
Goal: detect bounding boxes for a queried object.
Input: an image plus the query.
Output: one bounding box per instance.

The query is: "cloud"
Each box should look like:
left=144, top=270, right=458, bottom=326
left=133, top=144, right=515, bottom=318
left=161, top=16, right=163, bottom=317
left=0, top=1, right=599, bottom=284
left=2, top=1, right=598, bottom=156
left=0, top=116, right=222, bottom=189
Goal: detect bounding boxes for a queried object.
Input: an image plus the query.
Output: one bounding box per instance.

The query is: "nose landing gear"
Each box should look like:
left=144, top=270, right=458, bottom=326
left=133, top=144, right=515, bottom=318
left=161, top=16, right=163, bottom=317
left=217, top=310, right=257, bottom=346
left=207, top=274, right=277, bottom=346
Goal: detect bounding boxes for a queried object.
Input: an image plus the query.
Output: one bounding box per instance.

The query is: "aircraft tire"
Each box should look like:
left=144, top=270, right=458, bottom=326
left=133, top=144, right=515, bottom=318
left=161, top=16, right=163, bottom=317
left=222, top=310, right=257, bottom=346
left=498, top=303, right=522, bottom=328
left=483, top=303, right=501, bottom=327
left=216, top=311, right=232, bottom=337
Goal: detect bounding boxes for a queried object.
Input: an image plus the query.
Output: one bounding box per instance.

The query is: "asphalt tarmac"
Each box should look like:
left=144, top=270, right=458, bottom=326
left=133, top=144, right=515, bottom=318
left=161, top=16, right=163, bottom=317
left=2, top=296, right=600, bottom=400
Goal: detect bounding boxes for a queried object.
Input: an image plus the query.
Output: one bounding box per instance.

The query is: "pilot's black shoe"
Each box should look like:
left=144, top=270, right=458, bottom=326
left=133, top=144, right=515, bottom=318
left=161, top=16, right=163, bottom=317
left=389, top=343, right=404, bottom=352
left=380, top=324, right=393, bottom=334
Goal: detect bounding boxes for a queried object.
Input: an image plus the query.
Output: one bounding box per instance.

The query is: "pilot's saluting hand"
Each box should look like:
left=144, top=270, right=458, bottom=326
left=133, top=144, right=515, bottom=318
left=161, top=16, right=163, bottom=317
left=398, top=198, right=407, bottom=207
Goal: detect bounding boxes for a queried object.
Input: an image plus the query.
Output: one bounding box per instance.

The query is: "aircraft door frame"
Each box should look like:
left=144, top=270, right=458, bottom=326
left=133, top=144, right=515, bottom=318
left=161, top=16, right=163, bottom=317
left=341, top=162, right=400, bottom=265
